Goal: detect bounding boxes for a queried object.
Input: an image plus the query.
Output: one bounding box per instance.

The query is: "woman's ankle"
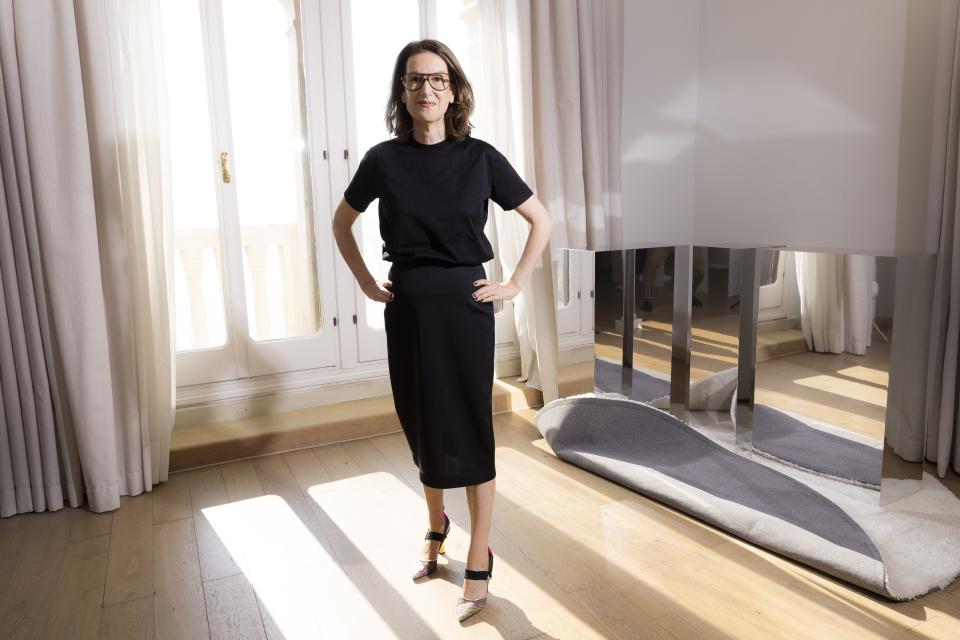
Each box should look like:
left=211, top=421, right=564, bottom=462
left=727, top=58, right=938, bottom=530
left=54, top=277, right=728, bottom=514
left=464, top=546, right=490, bottom=569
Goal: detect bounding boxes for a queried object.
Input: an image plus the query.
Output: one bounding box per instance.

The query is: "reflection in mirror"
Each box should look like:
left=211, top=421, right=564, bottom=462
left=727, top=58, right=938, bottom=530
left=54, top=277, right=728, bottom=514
left=688, top=247, right=739, bottom=388
left=593, top=248, right=674, bottom=403
left=744, top=252, right=913, bottom=492
left=570, top=245, right=922, bottom=496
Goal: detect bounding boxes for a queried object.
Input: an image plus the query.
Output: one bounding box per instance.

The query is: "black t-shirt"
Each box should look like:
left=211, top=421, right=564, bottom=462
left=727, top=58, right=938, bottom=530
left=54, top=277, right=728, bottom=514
left=343, top=134, right=534, bottom=266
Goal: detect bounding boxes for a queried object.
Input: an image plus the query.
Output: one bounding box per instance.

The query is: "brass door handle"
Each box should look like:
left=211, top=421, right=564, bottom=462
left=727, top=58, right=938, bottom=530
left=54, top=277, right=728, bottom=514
left=220, top=152, right=231, bottom=183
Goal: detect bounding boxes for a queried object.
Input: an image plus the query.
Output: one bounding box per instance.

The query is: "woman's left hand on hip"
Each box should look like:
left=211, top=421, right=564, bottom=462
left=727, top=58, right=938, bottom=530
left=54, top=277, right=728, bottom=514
left=472, top=279, right=520, bottom=302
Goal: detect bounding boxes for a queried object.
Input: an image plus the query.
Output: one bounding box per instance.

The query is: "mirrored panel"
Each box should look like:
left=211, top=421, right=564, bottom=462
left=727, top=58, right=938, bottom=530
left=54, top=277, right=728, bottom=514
left=567, top=245, right=923, bottom=498
left=739, top=251, right=921, bottom=493
left=685, top=248, right=785, bottom=422
left=688, top=247, right=741, bottom=393
left=592, top=248, right=674, bottom=403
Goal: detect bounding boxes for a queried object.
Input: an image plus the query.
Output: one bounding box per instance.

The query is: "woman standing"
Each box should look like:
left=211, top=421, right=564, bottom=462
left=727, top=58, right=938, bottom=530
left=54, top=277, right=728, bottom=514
left=332, top=39, right=553, bottom=622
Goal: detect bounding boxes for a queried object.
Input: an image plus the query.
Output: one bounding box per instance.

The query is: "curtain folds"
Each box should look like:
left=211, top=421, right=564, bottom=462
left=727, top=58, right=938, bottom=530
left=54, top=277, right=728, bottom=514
left=527, top=0, right=624, bottom=252
left=77, top=0, right=176, bottom=493
left=483, top=0, right=623, bottom=403
left=0, top=0, right=175, bottom=516
left=794, top=253, right=875, bottom=356
left=887, top=8, right=960, bottom=476
left=0, top=1, right=89, bottom=516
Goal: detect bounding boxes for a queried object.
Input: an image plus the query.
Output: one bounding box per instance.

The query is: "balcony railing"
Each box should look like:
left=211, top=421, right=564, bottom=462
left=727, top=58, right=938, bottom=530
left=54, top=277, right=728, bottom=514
left=175, top=223, right=317, bottom=350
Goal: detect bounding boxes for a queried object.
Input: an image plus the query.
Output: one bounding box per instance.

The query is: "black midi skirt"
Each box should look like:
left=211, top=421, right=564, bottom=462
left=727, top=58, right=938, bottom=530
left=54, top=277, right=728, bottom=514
left=384, top=260, right=496, bottom=489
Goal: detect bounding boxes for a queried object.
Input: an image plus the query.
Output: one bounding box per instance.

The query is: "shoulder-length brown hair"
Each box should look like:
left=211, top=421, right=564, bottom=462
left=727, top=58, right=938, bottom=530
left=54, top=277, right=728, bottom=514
left=385, top=39, right=475, bottom=142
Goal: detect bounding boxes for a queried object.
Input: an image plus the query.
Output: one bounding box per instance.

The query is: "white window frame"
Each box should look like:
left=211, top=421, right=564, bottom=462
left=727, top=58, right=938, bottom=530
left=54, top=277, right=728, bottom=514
left=758, top=250, right=789, bottom=322
left=175, top=0, right=341, bottom=388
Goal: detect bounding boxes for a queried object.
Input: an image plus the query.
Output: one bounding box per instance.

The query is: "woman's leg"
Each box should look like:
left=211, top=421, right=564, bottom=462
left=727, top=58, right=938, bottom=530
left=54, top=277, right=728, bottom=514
left=462, top=477, right=496, bottom=599
left=422, top=484, right=446, bottom=560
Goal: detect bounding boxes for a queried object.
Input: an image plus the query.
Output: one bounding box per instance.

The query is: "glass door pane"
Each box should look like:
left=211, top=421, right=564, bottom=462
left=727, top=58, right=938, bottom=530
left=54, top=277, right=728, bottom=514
left=556, top=246, right=581, bottom=336
left=347, top=0, right=419, bottom=363
left=348, top=0, right=420, bottom=335
left=161, top=0, right=228, bottom=352
left=221, top=0, right=320, bottom=342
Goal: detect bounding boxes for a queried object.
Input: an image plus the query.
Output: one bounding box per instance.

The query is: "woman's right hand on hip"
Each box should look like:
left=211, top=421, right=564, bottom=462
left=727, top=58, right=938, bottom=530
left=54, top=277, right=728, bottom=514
left=361, top=278, right=395, bottom=303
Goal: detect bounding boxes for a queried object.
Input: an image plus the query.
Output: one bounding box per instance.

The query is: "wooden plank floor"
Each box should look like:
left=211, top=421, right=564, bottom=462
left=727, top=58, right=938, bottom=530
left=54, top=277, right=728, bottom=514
left=1, top=407, right=959, bottom=639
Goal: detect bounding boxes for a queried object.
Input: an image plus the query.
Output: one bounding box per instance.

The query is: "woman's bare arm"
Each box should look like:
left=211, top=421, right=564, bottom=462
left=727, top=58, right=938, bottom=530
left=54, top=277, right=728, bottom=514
left=332, top=198, right=393, bottom=303
left=473, top=194, right=554, bottom=303
left=507, top=195, right=554, bottom=289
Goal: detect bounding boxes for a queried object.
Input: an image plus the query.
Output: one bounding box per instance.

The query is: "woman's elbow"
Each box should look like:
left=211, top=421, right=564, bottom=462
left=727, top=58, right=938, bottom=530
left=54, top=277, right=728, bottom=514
left=332, top=200, right=358, bottom=231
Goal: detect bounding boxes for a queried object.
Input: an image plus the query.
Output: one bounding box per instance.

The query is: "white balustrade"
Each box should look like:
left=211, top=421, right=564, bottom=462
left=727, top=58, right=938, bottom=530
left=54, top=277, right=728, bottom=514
left=175, top=223, right=310, bottom=348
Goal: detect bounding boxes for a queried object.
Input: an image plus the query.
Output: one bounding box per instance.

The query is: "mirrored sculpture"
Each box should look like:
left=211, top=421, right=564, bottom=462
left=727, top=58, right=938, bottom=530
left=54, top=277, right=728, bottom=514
left=567, top=245, right=923, bottom=500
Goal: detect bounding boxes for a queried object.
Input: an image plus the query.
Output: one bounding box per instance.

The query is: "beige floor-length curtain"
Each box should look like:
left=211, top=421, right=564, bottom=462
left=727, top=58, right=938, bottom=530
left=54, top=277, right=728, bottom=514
left=527, top=0, right=624, bottom=252
left=481, top=0, right=624, bottom=403
left=77, top=0, right=176, bottom=495
left=887, top=9, right=960, bottom=477
left=0, top=0, right=175, bottom=516
left=0, top=1, right=86, bottom=516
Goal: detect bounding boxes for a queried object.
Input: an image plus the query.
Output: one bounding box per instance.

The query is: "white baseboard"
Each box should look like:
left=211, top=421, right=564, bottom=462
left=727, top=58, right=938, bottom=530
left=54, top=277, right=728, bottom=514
left=174, top=340, right=594, bottom=430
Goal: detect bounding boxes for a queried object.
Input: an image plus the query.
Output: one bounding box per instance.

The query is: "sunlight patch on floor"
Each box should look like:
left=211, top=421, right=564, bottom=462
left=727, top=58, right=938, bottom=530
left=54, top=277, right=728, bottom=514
left=304, top=471, right=596, bottom=638
left=691, top=327, right=739, bottom=346
left=202, top=495, right=382, bottom=638
left=836, top=365, right=889, bottom=387
left=792, top=374, right=887, bottom=408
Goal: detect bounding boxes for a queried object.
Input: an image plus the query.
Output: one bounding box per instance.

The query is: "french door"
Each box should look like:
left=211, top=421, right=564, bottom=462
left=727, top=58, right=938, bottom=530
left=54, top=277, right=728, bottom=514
left=168, top=0, right=594, bottom=391
left=727, top=249, right=789, bottom=321
left=165, top=0, right=339, bottom=386
left=757, top=250, right=789, bottom=321
left=556, top=249, right=596, bottom=338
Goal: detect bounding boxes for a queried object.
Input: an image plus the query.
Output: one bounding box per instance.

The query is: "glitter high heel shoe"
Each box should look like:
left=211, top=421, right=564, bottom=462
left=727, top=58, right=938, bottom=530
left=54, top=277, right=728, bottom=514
left=412, top=511, right=450, bottom=581
left=456, top=547, right=493, bottom=622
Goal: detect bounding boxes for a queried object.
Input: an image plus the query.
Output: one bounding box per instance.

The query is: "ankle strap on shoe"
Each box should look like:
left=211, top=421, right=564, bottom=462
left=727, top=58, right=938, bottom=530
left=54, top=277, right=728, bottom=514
left=464, top=568, right=489, bottom=580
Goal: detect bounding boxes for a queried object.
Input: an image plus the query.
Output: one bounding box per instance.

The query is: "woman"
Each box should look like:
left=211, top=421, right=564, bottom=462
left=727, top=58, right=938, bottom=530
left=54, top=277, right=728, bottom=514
left=332, top=39, right=553, bottom=622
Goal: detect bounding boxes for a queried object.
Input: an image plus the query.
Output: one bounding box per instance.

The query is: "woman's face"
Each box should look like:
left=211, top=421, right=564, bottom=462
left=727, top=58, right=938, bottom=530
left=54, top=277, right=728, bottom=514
left=401, top=51, right=455, bottom=128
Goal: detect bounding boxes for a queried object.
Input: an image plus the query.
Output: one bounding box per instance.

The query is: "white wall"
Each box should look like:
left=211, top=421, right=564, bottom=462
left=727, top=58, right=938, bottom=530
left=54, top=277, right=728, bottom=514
left=620, top=0, right=701, bottom=246
left=621, top=0, right=959, bottom=256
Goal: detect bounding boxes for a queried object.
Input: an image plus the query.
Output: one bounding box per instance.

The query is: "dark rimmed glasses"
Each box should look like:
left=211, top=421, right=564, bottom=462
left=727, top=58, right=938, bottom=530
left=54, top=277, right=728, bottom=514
left=401, top=72, right=451, bottom=92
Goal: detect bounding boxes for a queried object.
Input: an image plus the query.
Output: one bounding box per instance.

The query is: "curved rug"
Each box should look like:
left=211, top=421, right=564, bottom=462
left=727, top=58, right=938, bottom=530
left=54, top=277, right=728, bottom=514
left=535, top=393, right=960, bottom=600
left=602, top=361, right=884, bottom=488
left=752, top=404, right=882, bottom=488
left=593, top=357, right=669, bottom=402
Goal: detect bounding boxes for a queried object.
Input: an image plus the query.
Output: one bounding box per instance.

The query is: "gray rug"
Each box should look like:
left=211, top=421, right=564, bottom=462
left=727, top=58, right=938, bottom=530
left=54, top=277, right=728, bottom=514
left=593, top=358, right=669, bottom=402
left=535, top=393, right=960, bottom=600
left=602, top=362, right=882, bottom=487
left=752, top=404, right=882, bottom=488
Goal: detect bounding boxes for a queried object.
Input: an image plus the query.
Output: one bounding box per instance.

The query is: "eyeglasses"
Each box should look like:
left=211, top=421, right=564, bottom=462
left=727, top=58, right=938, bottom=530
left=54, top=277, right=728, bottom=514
left=401, top=72, right=450, bottom=92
